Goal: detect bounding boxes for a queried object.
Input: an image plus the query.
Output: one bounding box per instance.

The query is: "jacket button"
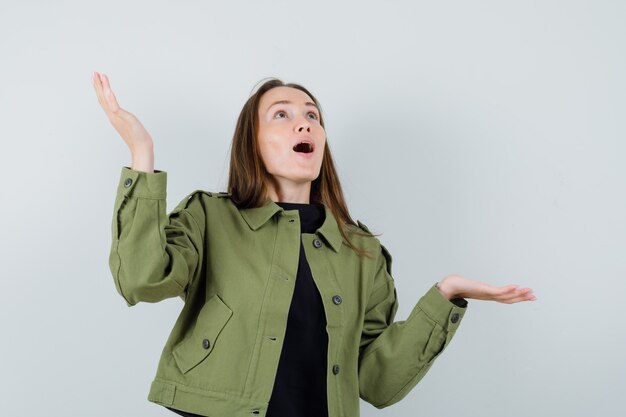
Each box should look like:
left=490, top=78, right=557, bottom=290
left=313, top=238, right=323, bottom=248
left=124, top=178, right=133, bottom=188
left=202, top=338, right=211, bottom=349
left=332, top=295, right=342, bottom=305
left=332, top=364, right=340, bottom=375
left=451, top=313, right=460, bottom=324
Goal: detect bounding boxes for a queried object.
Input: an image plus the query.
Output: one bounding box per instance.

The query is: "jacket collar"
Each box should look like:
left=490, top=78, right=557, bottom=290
left=239, top=198, right=343, bottom=253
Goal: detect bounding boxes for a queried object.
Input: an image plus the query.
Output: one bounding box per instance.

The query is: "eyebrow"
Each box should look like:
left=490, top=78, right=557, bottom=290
left=266, top=100, right=319, bottom=113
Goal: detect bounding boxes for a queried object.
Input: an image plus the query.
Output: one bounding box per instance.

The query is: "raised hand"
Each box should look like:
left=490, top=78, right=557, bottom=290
left=438, top=274, right=536, bottom=304
left=92, top=71, right=154, bottom=154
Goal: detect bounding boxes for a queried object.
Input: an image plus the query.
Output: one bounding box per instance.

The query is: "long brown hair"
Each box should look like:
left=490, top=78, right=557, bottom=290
left=227, top=78, right=378, bottom=258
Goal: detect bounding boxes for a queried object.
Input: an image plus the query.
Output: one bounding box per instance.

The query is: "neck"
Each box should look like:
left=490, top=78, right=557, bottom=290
left=266, top=177, right=312, bottom=203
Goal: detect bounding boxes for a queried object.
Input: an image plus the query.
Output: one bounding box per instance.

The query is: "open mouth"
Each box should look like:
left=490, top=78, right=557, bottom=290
left=292, top=141, right=314, bottom=154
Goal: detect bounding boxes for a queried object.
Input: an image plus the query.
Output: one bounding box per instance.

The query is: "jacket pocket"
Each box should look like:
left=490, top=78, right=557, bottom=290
left=172, top=293, right=233, bottom=374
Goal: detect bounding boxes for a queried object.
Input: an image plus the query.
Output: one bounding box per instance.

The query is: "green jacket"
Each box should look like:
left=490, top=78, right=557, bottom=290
left=108, top=166, right=468, bottom=417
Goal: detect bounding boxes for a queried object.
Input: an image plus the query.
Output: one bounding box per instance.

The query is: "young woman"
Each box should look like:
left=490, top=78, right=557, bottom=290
left=93, top=71, right=536, bottom=417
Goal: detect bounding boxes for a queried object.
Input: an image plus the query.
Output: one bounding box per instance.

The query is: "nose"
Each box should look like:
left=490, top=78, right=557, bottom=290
left=295, top=115, right=311, bottom=132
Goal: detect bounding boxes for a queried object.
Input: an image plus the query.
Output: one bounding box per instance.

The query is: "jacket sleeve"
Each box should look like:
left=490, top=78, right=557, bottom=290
left=358, top=242, right=468, bottom=408
left=108, top=166, right=204, bottom=306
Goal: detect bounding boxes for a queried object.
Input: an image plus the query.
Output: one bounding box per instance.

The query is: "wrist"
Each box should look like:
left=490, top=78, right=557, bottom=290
left=435, top=280, right=456, bottom=300
left=131, top=147, right=155, bottom=173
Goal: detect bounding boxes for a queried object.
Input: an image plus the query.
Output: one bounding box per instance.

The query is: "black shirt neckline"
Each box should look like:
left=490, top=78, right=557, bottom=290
left=275, top=201, right=325, bottom=234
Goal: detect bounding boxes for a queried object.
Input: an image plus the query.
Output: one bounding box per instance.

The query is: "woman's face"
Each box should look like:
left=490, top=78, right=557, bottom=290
left=256, top=86, right=326, bottom=189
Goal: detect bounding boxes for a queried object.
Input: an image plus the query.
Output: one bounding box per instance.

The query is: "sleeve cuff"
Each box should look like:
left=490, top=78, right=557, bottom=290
left=116, top=166, right=167, bottom=199
left=415, top=283, right=468, bottom=332
left=451, top=297, right=468, bottom=308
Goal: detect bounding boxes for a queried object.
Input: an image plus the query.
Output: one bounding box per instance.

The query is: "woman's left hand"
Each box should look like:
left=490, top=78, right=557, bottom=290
left=438, top=275, right=536, bottom=304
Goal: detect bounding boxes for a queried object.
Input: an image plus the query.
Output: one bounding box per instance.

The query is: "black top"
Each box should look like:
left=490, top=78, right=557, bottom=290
left=267, top=201, right=329, bottom=417
left=167, top=201, right=329, bottom=417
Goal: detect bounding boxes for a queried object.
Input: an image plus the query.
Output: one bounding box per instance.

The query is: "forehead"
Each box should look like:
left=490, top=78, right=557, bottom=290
left=259, top=86, right=314, bottom=110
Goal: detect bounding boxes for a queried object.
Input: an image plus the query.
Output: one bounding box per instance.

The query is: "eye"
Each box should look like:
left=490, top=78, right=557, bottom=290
left=273, top=110, right=287, bottom=119
left=273, top=109, right=319, bottom=120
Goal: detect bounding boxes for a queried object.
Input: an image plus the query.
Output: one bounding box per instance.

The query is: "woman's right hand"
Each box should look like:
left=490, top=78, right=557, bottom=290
left=92, top=71, right=154, bottom=153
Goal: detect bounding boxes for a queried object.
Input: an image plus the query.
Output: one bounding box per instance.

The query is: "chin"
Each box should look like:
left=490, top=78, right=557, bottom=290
left=295, top=176, right=317, bottom=184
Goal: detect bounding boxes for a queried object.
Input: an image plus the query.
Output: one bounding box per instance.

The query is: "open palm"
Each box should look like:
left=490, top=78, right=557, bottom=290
left=441, top=275, right=536, bottom=304
left=92, top=71, right=153, bottom=152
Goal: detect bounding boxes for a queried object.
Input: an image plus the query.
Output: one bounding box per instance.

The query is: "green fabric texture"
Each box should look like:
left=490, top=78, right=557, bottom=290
left=109, top=166, right=468, bottom=417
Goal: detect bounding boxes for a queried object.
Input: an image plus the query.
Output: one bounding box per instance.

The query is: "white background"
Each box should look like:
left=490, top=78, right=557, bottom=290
left=1, top=0, right=624, bottom=416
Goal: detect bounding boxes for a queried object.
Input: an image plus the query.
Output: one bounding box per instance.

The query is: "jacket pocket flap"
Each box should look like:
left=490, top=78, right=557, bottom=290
left=173, top=294, right=233, bottom=374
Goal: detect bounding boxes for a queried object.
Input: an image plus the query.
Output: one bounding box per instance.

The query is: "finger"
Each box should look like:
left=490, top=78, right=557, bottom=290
left=100, top=73, right=120, bottom=111
left=101, top=73, right=113, bottom=100
left=499, top=289, right=536, bottom=304
left=499, top=287, right=531, bottom=298
left=92, top=72, right=109, bottom=110
left=490, top=286, right=531, bottom=302
left=102, top=73, right=114, bottom=97
left=92, top=71, right=103, bottom=98
left=93, top=72, right=111, bottom=106
left=489, top=284, right=519, bottom=297
left=501, top=294, right=537, bottom=304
